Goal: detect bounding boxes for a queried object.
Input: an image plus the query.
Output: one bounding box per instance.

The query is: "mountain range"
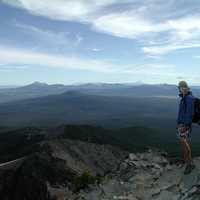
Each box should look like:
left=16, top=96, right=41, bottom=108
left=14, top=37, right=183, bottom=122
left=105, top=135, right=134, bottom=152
left=0, top=89, right=178, bottom=129
left=1, top=82, right=200, bottom=132
left=1, top=81, right=200, bottom=104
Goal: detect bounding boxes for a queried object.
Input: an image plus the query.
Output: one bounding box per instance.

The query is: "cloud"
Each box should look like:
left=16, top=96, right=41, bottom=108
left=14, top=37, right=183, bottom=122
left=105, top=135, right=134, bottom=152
left=142, top=15, right=200, bottom=55
left=0, top=64, right=28, bottom=72
left=15, top=23, right=70, bottom=47
left=91, top=48, right=102, bottom=52
left=14, top=22, right=84, bottom=51
left=143, top=43, right=200, bottom=55
left=3, top=0, right=200, bottom=56
left=74, top=34, right=83, bottom=46
left=121, top=63, right=176, bottom=76
left=2, top=0, right=119, bottom=21
left=0, top=46, right=178, bottom=78
left=0, top=46, right=117, bottom=73
left=4, top=0, right=168, bottom=38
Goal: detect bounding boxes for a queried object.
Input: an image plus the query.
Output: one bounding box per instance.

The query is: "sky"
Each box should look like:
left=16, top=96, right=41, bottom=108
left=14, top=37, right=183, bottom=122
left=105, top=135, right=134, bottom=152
left=1, top=0, right=200, bottom=86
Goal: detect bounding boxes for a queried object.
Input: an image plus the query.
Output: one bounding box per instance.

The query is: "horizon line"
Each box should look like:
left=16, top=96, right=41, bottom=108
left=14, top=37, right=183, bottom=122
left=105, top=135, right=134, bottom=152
left=1, top=81, right=200, bottom=88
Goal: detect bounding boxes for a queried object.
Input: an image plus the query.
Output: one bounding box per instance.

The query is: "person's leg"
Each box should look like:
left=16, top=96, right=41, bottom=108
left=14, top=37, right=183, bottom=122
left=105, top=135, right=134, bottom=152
left=184, top=138, right=192, bottom=165
left=183, top=140, right=195, bottom=174
left=182, top=139, right=190, bottom=164
left=178, top=128, right=195, bottom=174
left=180, top=138, right=188, bottom=163
left=187, top=139, right=194, bottom=165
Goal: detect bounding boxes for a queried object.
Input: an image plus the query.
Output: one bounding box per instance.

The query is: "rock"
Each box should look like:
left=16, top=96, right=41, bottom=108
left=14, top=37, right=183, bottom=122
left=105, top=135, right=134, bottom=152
left=151, top=188, right=161, bottom=197
left=156, top=190, right=179, bottom=200
left=119, top=162, right=129, bottom=171
left=153, top=163, right=162, bottom=169
left=129, top=153, right=138, bottom=161
left=165, top=164, right=173, bottom=171
left=135, top=181, right=145, bottom=199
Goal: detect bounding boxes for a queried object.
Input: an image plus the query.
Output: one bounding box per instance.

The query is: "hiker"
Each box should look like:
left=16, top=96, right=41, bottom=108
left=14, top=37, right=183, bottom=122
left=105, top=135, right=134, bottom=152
left=176, top=81, right=196, bottom=174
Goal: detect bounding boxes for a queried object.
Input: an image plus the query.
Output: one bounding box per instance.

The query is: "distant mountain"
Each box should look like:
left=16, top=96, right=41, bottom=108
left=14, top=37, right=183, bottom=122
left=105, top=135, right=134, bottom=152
left=79, top=83, right=200, bottom=97
left=77, top=83, right=179, bottom=97
left=0, top=81, right=68, bottom=103
left=0, top=90, right=178, bottom=129
left=1, top=81, right=200, bottom=104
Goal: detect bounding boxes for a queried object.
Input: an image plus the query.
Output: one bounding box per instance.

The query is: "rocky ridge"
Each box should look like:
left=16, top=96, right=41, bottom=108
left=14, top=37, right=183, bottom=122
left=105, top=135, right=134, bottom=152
left=78, top=149, right=200, bottom=200
left=0, top=138, right=128, bottom=200
left=0, top=139, right=200, bottom=200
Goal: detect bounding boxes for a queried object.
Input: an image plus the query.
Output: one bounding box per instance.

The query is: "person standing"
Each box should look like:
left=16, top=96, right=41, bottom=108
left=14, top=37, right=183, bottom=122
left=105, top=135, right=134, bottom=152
left=177, top=81, right=196, bottom=174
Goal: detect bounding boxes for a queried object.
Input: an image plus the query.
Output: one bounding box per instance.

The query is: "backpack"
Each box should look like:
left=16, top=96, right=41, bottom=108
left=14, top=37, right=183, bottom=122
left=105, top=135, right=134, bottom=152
left=192, top=97, right=200, bottom=124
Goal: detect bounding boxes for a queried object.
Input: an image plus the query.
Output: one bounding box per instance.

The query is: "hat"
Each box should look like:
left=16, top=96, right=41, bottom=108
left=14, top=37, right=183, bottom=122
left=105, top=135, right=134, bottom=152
left=178, top=81, right=189, bottom=88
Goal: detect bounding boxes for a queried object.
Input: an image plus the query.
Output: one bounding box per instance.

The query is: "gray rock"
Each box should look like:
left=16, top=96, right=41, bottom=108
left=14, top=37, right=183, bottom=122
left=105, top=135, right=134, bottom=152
left=129, top=153, right=138, bottom=161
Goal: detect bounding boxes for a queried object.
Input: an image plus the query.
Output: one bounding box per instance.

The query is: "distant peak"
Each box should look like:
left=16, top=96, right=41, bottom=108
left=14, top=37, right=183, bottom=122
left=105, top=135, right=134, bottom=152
left=30, top=81, right=48, bottom=86
left=21, top=81, right=49, bottom=89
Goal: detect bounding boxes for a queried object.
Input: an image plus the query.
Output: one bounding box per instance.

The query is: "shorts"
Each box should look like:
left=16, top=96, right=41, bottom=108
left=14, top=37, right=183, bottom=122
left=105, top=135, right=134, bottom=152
left=176, top=126, right=192, bottom=140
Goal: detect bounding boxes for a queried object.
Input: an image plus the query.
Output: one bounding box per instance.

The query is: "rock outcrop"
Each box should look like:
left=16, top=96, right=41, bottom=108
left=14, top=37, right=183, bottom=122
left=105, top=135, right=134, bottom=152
left=0, top=138, right=200, bottom=200
left=79, top=149, right=200, bottom=200
left=0, top=138, right=128, bottom=200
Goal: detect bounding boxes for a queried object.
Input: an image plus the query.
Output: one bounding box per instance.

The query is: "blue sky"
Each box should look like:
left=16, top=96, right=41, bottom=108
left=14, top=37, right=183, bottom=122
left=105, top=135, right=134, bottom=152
left=1, top=0, right=200, bottom=85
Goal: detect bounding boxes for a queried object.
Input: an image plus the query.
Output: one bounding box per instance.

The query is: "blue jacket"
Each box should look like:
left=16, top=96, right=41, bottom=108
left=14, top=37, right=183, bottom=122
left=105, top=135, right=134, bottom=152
left=177, top=91, right=195, bottom=126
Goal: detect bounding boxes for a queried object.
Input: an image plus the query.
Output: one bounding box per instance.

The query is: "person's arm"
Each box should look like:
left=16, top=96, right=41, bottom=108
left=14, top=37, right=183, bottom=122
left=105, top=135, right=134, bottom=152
left=176, top=100, right=184, bottom=127
left=184, top=96, right=195, bottom=126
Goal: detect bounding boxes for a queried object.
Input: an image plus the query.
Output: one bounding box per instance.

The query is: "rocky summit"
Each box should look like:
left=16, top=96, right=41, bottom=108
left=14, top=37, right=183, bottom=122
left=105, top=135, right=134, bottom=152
left=0, top=138, right=200, bottom=200
left=0, top=138, right=128, bottom=200
left=79, top=149, right=200, bottom=200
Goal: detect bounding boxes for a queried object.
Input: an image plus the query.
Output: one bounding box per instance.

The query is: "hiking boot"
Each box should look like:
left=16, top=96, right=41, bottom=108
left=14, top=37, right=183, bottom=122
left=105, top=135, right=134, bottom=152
left=184, top=163, right=196, bottom=174
left=177, top=159, right=185, bottom=168
left=177, top=162, right=185, bottom=168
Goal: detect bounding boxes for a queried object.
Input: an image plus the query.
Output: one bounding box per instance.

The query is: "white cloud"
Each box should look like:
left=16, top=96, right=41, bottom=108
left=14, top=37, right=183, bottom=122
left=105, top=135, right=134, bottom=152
left=0, top=46, right=178, bottom=77
left=3, top=0, right=200, bottom=55
left=15, top=23, right=70, bottom=47
left=2, top=0, right=119, bottom=21
left=91, top=48, right=102, bottom=52
left=0, top=64, right=28, bottom=71
left=0, top=46, right=117, bottom=73
left=143, top=43, right=200, bottom=55
left=92, top=12, right=151, bottom=38
left=74, top=34, right=83, bottom=46
left=14, top=22, right=84, bottom=50
left=143, top=15, right=200, bottom=55
left=120, top=63, right=176, bottom=76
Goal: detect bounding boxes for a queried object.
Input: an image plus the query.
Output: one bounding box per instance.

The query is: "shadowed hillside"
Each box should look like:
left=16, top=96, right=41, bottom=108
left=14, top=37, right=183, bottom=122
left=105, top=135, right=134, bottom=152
left=1, top=124, right=200, bottom=165
left=0, top=90, right=178, bottom=130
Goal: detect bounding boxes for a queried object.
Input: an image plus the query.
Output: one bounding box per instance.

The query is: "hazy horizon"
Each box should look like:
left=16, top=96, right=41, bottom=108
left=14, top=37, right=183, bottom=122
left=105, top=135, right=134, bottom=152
left=1, top=81, right=200, bottom=88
